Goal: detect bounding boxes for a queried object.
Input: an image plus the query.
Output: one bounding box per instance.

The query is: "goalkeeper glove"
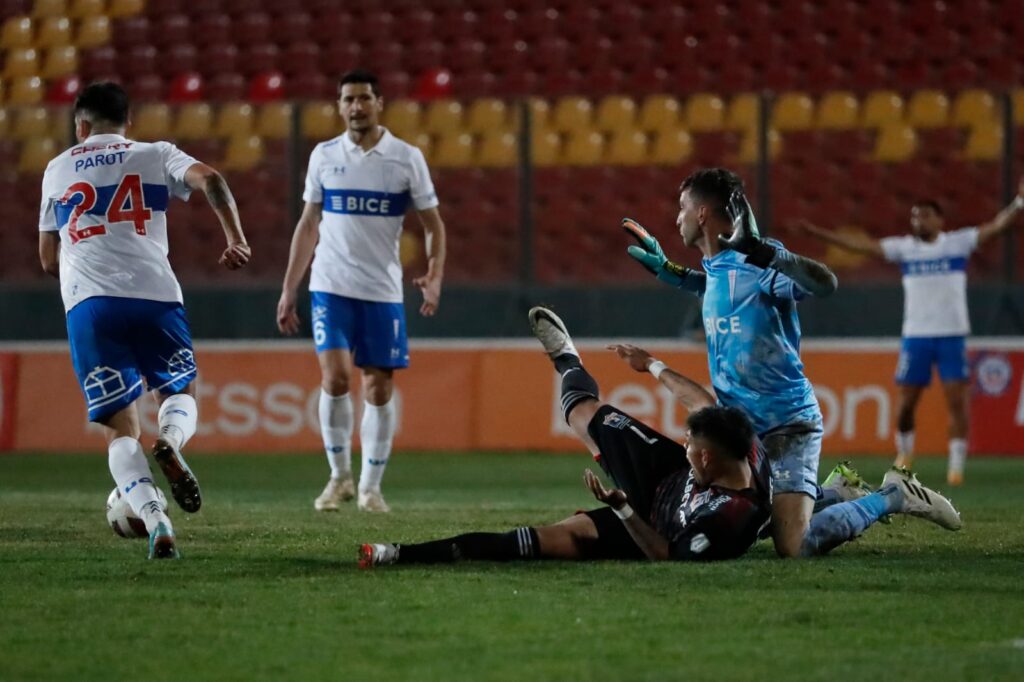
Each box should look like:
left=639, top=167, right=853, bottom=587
left=623, top=218, right=690, bottom=287
left=717, top=190, right=777, bottom=268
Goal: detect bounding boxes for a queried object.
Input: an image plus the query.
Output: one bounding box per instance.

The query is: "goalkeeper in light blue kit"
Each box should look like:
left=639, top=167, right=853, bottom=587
left=625, top=168, right=960, bottom=557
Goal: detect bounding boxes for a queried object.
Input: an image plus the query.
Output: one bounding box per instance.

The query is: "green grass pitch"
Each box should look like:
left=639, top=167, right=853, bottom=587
left=2, top=452, right=1023, bottom=681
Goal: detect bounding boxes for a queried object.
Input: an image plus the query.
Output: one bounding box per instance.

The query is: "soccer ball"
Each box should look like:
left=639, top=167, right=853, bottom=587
left=105, top=486, right=168, bottom=539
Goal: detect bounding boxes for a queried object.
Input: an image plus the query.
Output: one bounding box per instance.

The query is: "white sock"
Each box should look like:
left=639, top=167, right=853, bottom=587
left=158, top=393, right=198, bottom=451
left=895, top=431, right=915, bottom=462
left=949, top=438, right=967, bottom=474
left=359, top=399, right=395, bottom=493
left=108, top=436, right=171, bottom=534
left=319, top=390, right=353, bottom=479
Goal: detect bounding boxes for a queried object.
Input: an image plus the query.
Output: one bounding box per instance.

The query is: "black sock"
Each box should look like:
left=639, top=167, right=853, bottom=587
left=396, top=528, right=540, bottom=564
left=558, top=359, right=599, bottom=423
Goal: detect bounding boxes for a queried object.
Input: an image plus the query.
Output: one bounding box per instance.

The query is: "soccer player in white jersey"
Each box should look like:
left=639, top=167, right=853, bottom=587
left=37, top=82, right=250, bottom=558
left=795, top=182, right=1024, bottom=485
left=276, top=70, right=447, bottom=513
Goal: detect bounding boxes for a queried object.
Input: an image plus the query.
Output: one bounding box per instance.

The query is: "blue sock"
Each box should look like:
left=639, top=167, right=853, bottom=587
left=812, top=484, right=845, bottom=513
left=800, top=484, right=904, bottom=557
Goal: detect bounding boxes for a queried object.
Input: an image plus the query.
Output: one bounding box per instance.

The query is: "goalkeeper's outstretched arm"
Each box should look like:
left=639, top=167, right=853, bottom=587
left=623, top=218, right=706, bottom=295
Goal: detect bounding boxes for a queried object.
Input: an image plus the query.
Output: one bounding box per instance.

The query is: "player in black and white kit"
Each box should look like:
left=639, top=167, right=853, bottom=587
left=359, top=307, right=772, bottom=567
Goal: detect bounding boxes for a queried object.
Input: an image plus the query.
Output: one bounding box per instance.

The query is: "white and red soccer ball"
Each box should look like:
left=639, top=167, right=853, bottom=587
left=105, top=486, right=168, bottom=539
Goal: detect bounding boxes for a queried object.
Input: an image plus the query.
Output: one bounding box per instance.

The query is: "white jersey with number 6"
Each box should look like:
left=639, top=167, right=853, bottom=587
left=38, top=133, right=198, bottom=312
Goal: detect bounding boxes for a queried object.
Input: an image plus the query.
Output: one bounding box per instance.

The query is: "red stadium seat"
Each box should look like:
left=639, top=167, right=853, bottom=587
left=309, top=12, right=353, bottom=46
left=194, top=13, right=231, bottom=46
left=128, top=74, right=164, bottom=102
left=321, top=43, right=362, bottom=75
left=281, top=42, right=319, bottom=77
left=197, top=44, right=239, bottom=79
left=153, top=14, right=189, bottom=48
left=276, top=13, right=312, bottom=45
left=413, top=68, right=453, bottom=101
left=235, top=12, right=270, bottom=46
left=123, top=45, right=157, bottom=79
left=240, top=43, right=280, bottom=76
left=206, top=72, right=246, bottom=101
left=168, top=72, right=203, bottom=103
left=45, top=74, right=80, bottom=104
left=249, top=71, right=285, bottom=102
left=111, top=15, right=149, bottom=49
left=79, top=45, right=115, bottom=80
left=288, top=72, right=333, bottom=99
left=162, top=44, right=198, bottom=77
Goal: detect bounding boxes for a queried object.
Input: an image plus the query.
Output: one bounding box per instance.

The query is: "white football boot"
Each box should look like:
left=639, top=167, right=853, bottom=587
left=358, top=489, right=391, bottom=513
left=882, top=466, right=962, bottom=531
left=528, top=306, right=579, bottom=359
left=313, top=474, right=355, bottom=511
left=358, top=543, right=398, bottom=569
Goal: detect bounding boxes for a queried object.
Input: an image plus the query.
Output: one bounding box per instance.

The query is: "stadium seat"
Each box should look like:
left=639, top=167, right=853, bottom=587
left=593, top=96, right=637, bottom=133
left=17, top=136, right=57, bottom=172
left=7, top=75, right=43, bottom=104
left=861, top=91, right=905, bottom=128
left=606, top=130, right=648, bottom=166
left=815, top=91, right=859, bottom=129
left=0, top=108, right=8, bottom=136
left=107, top=0, right=143, bottom=18
left=382, top=99, right=420, bottom=138
left=287, top=72, right=331, bottom=100
left=174, top=103, right=214, bottom=140
left=35, top=16, right=71, bottom=47
left=130, top=103, right=171, bottom=141
left=950, top=89, right=996, bottom=127
left=235, top=12, right=270, bottom=46
left=32, top=0, right=66, bottom=18
left=520, top=97, right=551, bottom=132
left=74, top=15, right=109, bottom=48
left=905, top=90, right=950, bottom=128
left=123, top=44, right=156, bottom=79
left=530, top=130, right=561, bottom=167
left=772, top=93, right=814, bottom=131
left=1013, top=89, right=1024, bottom=126
left=69, top=0, right=103, bottom=17
left=684, top=94, right=725, bottom=132
left=423, top=100, right=463, bottom=134
left=205, top=73, right=246, bottom=102
left=550, top=97, right=592, bottom=133
left=433, top=132, right=474, bottom=168
left=44, top=74, right=78, bottom=104
left=41, top=46, right=77, bottom=78
left=408, top=131, right=432, bottom=162
left=79, top=44, right=113, bottom=79
left=300, top=101, right=339, bottom=140
left=963, top=124, right=1001, bottom=161
left=194, top=12, right=230, bottom=46
left=167, top=73, right=203, bottom=103
left=637, top=95, right=680, bottom=132
left=3, top=48, right=38, bottom=78
left=465, top=98, right=509, bottom=134
left=738, top=128, right=781, bottom=163
left=249, top=72, right=284, bottom=102
left=872, top=124, right=917, bottom=162
left=281, top=41, right=319, bottom=77
left=128, top=73, right=163, bottom=102
left=726, top=93, right=759, bottom=132
left=1, top=16, right=32, bottom=49
left=11, top=105, right=49, bottom=139
left=563, top=130, right=604, bottom=166
left=650, top=129, right=692, bottom=165
left=214, top=103, right=254, bottom=138
left=222, top=134, right=264, bottom=171
left=110, top=14, right=147, bottom=49
left=239, top=43, right=279, bottom=76
left=256, top=103, right=293, bottom=139
left=163, top=44, right=198, bottom=77
left=475, top=130, right=516, bottom=167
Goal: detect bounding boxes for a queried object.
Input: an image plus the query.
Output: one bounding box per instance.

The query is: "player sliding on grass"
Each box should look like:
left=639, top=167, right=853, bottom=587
left=359, top=308, right=960, bottom=568
left=38, top=82, right=250, bottom=559
left=621, top=167, right=958, bottom=559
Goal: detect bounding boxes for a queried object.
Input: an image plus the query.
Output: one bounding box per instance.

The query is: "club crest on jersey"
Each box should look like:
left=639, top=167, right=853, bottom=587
left=167, top=349, right=196, bottom=376
left=602, top=411, right=629, bottom=429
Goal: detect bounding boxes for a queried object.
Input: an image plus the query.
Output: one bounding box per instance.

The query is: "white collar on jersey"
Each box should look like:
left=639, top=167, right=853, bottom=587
left=83, top=133, right=129, bottom=143
left=341, top=126, right=394, bottom=156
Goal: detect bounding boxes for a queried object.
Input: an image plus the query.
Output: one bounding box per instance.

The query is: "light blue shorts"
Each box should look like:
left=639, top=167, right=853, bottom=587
left=762, top=425, right=822, bottom=498
left=310, top=291, right=409, bottom=369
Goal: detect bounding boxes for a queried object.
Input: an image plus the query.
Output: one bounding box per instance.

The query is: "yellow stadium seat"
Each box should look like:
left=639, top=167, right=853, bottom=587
left=551, top=96, right=593, bottom=133
left=1013, top=89, right=1024, bottom=126
left=772, top=92, right=814, bottom=131
left=36, top=16, right=72, bottom=47
left=521, top=97, right=550, bottom=132
left=593, top=96, right=637, bottom=133
left=861, top=91, right=904, bottom=128
left=563, top=130, right=604, bottom=166
left=382, top=99, right=420, bottom=138
left=1, top=16, right=33, bottom=49
left=963, top=124, right=1001, bottom=161
left=726, top=93, right=759, bottom=132
left=638, top=95, right=680, bottom=132
left=3, top=48, right=39, bottom=78
left=684, top=93, right=725, bottom=132
left=905, top=90, right=950, bottom=129
left=130, top=103, right=171, bottom=141
left=475, top=130, right=515, bottom=167
left=606, top=130, right=648, bottom=165
left=872, top=124, right=917, bottom=162
left=0, top=108, right=9, bottom=137
left=32, top=0, right=67, bottom=18
left=19, top=136, right=58, bottom=171
left=530, top=130, right=560, bottom=167
left=107, top=0, right=143, bottom=18
left=50, top=106, right=73, bottom=142
left=409, top=132, right=432, bottom=162
left=816, top=91, right=859, bottom=129
left=650, top=129, right=692, bottom=165
left=300, top=101, right=339, bottom=139
left=41, top=46, right=77, bottom=78
left=214, top=103, right=254, bottom=138
left=69, top=0, right=105, bottom=18
left=465, top=98, right=508, bottom=134
left=74, top=15, right=109, bottom=48
left=951, top=89, right=996, bottom=128
left=7, top=76, right=43, bottom=105
left=222, top=135, right=264, bottom=171
left=256, top=103, right=293, bottom=139
left=433, top=132, right=474, bottom=168
left=174, top=103, right=213, bottom=140
left=11, top=105, right=49, bottom=139
left=423, top=99, right=463, bottom=135
left=738, top=129, right=781, bottom=163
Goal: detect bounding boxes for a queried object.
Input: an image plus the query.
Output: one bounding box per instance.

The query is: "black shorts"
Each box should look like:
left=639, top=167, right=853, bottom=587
left=580, top=507, right=646, bottom=560
left=586, top=404, right=690, bottom=520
